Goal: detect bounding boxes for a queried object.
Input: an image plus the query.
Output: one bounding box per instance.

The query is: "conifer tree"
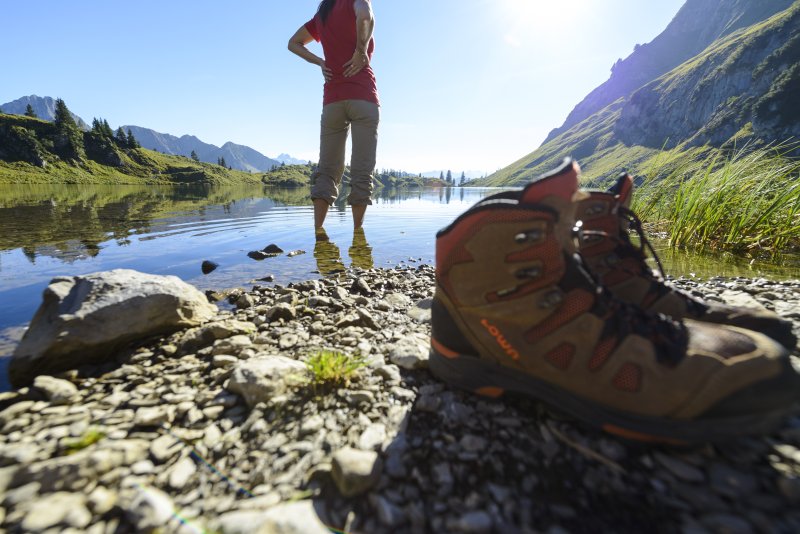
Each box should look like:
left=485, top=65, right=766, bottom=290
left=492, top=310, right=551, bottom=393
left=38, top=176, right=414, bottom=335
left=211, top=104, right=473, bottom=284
left=446, top=170, right=453, bottom=184
left=460, top=171, right=466, bottom=186
left=53, top=98, right=84, bottom=159
left=116, top=127, right=127, bottom=145
left=24, top=104, right=37, bottom=118
left=439, top=171, right=444, bottom=181
left=190, top=150, right=199, bottom=162
left=126, top=129, right=139, bottom=149
left=102, top=120, right=114, bottom=138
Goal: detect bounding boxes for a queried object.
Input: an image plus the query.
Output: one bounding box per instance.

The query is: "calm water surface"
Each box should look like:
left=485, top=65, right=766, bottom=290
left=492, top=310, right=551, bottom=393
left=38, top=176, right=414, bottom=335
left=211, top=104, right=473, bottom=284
left=1, top=183, right=799, bottom=387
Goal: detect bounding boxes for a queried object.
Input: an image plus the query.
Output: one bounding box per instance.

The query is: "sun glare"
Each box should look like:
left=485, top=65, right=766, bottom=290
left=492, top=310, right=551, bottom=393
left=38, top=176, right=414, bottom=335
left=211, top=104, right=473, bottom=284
left=499, top=0, right=592, bottom=47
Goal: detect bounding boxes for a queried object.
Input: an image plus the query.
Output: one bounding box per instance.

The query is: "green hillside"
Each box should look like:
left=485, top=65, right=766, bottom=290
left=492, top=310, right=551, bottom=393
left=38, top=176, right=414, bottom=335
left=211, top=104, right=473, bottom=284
left=482, top=0, right=800, bottom=187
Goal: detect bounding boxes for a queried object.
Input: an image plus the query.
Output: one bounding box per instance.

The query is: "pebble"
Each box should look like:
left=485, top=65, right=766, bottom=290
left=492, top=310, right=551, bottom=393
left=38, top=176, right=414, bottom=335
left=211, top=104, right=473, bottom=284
left=331, top=447, right=383, bottom=497
left=33, top=375, right=78, bottom=405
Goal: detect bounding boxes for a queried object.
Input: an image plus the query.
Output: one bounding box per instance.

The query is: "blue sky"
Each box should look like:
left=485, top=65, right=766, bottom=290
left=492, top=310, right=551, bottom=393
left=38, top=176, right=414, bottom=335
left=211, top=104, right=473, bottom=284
left=1, top=0, right=685, bottom=174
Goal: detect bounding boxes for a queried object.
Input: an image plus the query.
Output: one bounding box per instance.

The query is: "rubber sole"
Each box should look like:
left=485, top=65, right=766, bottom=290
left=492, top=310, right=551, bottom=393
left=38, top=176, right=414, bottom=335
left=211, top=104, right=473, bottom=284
left=429, top=340, right=792, bottom=444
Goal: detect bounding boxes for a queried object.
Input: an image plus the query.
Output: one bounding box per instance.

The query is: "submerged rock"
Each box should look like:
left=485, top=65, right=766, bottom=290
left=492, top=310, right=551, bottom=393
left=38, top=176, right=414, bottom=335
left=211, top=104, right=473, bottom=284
left=9, top=269, right=217, bottom=387
left=201, top=260, right=219, bottom=274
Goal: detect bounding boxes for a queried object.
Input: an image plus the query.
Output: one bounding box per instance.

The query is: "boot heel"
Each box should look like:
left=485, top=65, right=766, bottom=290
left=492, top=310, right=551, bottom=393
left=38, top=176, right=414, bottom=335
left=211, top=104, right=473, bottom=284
left=429, top=342, right=505, bottom=398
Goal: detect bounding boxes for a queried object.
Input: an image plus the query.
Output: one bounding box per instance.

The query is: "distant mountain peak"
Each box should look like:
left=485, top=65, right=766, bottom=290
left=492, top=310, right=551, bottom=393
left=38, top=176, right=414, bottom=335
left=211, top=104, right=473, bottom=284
left=0, top=95, right=89, bottom=130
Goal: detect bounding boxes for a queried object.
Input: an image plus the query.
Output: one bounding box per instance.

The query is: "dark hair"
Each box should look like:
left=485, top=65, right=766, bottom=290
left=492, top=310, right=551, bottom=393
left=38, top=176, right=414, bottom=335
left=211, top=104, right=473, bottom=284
left=317, top=0, right=336, bottom=24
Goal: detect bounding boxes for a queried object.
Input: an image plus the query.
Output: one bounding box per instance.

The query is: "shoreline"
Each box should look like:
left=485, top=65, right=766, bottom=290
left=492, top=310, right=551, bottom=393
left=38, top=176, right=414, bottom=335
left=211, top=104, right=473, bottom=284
left=0, top=267, right=799, bottom=532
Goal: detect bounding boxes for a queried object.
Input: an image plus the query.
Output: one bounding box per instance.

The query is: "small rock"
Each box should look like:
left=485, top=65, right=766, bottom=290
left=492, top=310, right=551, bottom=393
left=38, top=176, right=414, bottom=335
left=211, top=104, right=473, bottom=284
left=265, top=303, right=296, bottom=322
left=169, top=456, right=196, bottom=489
left=460, top=435, right=487, bottom=453
left=150, top=434, right=182, bottom=463
left=201, top=260, right=219, bottom=274
left=408, top=298, right=433, bottom=323
left=709, top=463, right=758, bottom=499
left=351, top=278, right=372, bottom=296
left=359, top=423, right=387, bottom=451
left=135, top=406, right=175, bottom=426
left=87, top=486, right=117, bottom=515
left=227, top=356, right=310, bottom=407
left=331, top=447, right=383, bottom=497
left=33, top=375, right=78, bottom=405
left=453, top=510, right=493, bottom=533
left=388, top=336, right=429, bottom=370
left=279, top=333, right=299, bottom=349
left=21, top=492, right=91, bottom=531
left=236, top=293, right=257, bottom=309
left=300, top=414, right=325, bottom=436
left=213, top=355, right=239, bottom=368
left=287, top=250, right=306, bottom=257
left=213, top=335, right=252, bottom=355
left=262, top=244, right=284, bottom=254
left=370, top=494, right=405, bottom=527
left=248, top=251, right=270, bottom=260
left=122, top=485, right=175, bottom=532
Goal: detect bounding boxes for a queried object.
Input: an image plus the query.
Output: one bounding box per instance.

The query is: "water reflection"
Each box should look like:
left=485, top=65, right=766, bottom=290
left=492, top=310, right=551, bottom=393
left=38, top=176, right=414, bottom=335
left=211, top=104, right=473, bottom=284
left=313, top=227, right=374, bottom=275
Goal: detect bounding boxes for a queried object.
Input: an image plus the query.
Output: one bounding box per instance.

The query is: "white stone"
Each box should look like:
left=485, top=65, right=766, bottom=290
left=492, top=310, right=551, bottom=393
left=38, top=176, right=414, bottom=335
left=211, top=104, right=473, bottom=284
left=169, top=456, right=197, bottom=489
left=33, top=375, right=79, bottom=404
left=388, top=334, right=430, bottom=370
left=331, top=447, right=382, bottom=497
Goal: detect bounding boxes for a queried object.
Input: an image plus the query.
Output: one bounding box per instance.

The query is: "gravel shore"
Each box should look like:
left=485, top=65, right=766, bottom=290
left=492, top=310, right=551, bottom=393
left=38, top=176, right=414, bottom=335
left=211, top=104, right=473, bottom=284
left=1, top=266, right=799, bottom=533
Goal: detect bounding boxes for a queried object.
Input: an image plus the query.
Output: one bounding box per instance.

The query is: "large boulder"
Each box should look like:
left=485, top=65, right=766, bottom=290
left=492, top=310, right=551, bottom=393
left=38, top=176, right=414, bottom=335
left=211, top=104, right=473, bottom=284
left=10, top=269, right=217, bottom=387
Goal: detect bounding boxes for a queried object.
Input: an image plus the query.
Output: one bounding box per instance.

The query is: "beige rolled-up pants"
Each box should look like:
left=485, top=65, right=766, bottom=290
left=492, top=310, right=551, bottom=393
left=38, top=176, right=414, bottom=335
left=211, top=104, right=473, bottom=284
left=310, top=99, right=380, bottom=206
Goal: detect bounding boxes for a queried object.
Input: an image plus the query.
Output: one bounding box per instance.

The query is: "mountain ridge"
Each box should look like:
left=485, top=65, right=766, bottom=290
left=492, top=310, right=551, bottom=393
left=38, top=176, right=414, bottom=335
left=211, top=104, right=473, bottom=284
left=483, top=0, right=800, bottom=186
left=0, top=95, right=301, bottom=173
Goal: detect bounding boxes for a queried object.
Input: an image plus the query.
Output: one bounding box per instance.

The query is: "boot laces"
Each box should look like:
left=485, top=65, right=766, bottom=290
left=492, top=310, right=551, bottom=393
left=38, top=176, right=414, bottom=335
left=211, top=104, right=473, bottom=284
left=616, top=207, right=708, bottom=316
left=572, top=250, right=688, bottom=367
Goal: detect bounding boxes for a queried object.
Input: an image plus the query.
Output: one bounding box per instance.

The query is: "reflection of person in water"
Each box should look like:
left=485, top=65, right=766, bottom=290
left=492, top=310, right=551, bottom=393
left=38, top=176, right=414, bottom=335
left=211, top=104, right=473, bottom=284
left=314, top=227, right=374, bottom=275
left=349, top=227, right=373, bottom=270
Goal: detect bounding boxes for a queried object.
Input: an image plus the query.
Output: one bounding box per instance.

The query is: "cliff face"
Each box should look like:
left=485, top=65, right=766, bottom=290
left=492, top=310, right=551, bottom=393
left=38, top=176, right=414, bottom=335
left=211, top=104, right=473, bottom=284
left=616, top=5, right=800, bottom=149
left=545, top=0, right=795, bottom=143
left=485, top=0, right=800, bottom=186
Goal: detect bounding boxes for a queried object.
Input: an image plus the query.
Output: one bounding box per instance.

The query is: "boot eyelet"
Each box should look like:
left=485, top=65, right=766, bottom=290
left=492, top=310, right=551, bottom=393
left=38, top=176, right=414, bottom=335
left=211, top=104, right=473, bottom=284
left=516, top=267, right=542, bottom=279
left=515, top=229, right=543, bottom=244
left=539, top=290, right=563, bottom=309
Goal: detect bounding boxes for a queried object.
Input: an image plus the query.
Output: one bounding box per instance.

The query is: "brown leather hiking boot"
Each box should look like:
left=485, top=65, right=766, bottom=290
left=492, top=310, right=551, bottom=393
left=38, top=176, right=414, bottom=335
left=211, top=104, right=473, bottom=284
left=430, top=159, right=799, bottom=444
left=578, top=173, right=797, bottom=350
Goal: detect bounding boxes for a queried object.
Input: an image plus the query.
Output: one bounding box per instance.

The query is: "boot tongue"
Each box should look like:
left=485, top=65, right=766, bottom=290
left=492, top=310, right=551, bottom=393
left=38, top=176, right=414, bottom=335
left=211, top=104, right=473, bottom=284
left=608, top=172, right=634, bottom=209
left=521, top=158, right=581, bottom=205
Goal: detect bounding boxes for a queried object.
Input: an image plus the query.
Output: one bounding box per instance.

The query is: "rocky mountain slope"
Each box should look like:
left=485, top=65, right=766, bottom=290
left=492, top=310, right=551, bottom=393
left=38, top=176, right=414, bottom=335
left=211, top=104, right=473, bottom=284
left=484, top=0, right=800, bottom=186
left=0, top=95, right=89, bottom=130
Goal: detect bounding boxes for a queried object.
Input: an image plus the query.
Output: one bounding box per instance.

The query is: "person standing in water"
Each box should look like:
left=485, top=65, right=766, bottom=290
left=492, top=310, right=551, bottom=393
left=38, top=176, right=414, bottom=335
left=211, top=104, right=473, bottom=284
left=289, top=0, right=379, bottom=229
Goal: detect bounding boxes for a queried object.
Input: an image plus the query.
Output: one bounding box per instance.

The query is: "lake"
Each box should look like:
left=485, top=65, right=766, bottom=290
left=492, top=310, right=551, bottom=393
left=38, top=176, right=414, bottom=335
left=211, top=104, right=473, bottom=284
left=2, top=183, right=799, bottom=388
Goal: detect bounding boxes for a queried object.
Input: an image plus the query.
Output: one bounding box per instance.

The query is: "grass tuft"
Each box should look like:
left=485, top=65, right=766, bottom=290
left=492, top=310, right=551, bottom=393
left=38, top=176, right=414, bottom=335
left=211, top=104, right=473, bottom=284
left=306, top=350, right=366, bottom=387
left=63, top=428, right=106, bottom=454
left=632, top=142, right=800, bottom=255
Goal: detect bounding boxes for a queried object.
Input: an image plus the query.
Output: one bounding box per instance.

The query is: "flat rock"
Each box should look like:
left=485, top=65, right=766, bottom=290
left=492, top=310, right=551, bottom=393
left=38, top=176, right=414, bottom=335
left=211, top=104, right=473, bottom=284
left=10, top=269, right=216, bottom=386
left=21, top=491, right=91, bottom=531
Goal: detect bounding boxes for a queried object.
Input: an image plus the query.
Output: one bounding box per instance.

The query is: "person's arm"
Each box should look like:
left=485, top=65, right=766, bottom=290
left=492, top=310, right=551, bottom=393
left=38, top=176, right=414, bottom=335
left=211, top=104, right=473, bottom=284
left=343, top=0, right=374, bottom=78
left=288, top=25, right=332, bottom=82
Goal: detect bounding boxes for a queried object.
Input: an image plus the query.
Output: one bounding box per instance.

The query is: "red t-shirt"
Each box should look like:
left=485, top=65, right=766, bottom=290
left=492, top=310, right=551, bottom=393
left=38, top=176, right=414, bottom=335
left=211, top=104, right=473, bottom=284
left=305, top=0, right=379, bottom=106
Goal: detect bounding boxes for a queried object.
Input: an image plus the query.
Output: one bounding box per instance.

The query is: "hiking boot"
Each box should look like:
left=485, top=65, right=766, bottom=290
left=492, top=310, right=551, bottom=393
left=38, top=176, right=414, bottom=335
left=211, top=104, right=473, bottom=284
left=577, top=172, right=797, bottom=350
left=430, top=159, right=799, bottom=444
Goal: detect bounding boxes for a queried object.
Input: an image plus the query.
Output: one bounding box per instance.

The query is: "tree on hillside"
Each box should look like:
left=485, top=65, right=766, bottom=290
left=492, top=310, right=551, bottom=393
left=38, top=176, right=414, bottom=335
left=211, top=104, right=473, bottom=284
left=446, top=170, right=453, bottom=185
left=24, top=104, right=37, bottom=118
left=217, top=156, right=227, bottom=167
left=101, top=120, right=114, bottom=138
left=190, top=150, right=199, bottom=162
left=439, top=171, right=444, bottom=181
left=115, top=127, right=127, bottom=146
left=54, top=98, right=85, bottom=160
left=460, top=171, right=466, bottom=186
left=126, top=129, right=139, bottom=149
